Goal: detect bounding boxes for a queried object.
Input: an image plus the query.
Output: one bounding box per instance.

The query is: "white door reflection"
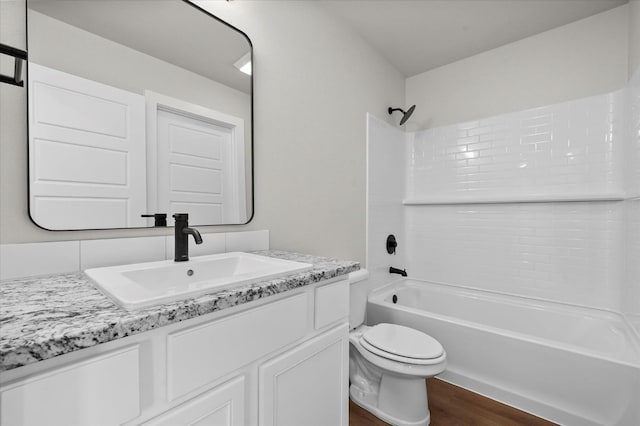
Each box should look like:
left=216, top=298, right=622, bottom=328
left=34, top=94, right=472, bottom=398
left=156, top=108, right=241, bottom=225
left=28, top=65, right=247, bottom=229
left=29, top=63, right=147, bottom=229
left=146, top=91, right=246, bottom=226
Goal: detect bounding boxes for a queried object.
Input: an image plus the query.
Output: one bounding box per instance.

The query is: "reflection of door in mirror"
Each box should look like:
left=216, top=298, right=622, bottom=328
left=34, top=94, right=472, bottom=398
left=157, top=111, right=233, bottom=226
left=28, top=63, right=147, bottom=229
left=146, top=92, right=247, bottom=227
left=155, top=109, right=245, bottom=226
left=28, top=63, right=248, bottom=229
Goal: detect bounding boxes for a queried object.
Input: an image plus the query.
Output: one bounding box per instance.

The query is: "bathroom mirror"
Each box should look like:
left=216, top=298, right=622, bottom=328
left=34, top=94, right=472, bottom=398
left=26, top=0, right=253, bottom=230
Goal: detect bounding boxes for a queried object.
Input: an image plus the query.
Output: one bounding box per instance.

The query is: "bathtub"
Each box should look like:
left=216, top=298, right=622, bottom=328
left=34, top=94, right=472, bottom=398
left=366, top=279, right=640, bottom=426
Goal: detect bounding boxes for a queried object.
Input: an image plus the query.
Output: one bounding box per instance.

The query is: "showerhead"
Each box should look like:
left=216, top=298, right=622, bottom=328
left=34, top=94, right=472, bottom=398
left=388, top=105, right=416, bottom=125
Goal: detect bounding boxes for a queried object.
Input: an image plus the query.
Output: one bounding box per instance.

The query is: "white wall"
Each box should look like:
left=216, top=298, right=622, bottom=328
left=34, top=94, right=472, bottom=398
left=405, top=5, right=628, bottom=130
left=630, top=0, right=640, bottom=76
left=0, top=0, right=24, bottom=51
left=0, top=1, right=406, bottom=265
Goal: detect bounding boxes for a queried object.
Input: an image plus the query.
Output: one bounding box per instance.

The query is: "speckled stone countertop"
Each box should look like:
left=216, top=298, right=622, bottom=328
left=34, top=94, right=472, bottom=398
left=0, top=250, right=359, bottom=372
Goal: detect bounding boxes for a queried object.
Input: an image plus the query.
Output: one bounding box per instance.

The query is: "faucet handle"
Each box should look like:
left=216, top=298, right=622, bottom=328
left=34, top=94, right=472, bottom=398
left=141, top=213, right=167, bottom=227
left=386, top=234, right=398, bottom=254
left=173, top=213, right=189, bottom=222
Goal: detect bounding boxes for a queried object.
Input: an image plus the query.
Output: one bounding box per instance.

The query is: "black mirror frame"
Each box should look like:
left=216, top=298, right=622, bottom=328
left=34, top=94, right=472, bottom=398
left=25, top=0, right=254, bottom=231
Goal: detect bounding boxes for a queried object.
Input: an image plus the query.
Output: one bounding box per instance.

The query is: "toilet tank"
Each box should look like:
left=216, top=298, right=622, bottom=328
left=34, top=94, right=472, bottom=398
left=348, top=269, right=369, bottom=329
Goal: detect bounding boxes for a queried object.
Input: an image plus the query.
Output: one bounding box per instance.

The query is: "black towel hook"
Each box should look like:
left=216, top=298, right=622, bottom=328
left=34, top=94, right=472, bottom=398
left=0, top=43, right=27, bottom=87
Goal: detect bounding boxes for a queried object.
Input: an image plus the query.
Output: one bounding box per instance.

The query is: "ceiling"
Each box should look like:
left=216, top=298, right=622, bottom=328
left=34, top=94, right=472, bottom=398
left=322, top=0, right=629, bottom=77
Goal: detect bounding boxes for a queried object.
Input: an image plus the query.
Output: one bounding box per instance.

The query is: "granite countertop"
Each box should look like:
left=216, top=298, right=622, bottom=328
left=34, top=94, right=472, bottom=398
left=0, top=250, right=359, bottom=372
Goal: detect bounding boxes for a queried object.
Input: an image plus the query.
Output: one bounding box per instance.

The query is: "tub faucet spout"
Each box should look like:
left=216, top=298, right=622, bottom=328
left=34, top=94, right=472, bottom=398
left=389, top=267, right=407, bottom=277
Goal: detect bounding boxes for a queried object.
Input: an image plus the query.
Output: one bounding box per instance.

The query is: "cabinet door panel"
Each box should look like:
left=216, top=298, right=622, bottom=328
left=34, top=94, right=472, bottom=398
left=259, top=324, right=348, bottom=426
left=145, top=376, right=244, bottom=426
left=0, top=346, right=140, bottom=426
left=315, top=279, right=349, bottom=329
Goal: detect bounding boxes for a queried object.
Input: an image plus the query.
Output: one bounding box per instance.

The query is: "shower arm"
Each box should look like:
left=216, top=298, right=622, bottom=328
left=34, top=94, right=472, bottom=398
left=388, top=105, right=416, bottom=125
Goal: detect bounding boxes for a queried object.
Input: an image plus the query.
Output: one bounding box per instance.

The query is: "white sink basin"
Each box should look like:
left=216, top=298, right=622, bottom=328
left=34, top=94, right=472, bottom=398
left=85, top=252, right=313, bottom=311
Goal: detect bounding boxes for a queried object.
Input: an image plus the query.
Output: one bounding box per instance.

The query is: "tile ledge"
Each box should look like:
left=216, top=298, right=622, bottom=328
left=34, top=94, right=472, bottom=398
left=403, top=193, right=627, bottom=205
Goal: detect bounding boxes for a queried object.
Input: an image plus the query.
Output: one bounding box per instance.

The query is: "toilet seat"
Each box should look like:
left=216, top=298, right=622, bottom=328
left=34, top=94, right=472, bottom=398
left=360, top=323, right=444, bottom=365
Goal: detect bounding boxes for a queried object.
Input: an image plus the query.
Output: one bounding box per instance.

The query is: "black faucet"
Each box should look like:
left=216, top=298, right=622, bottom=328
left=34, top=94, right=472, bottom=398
left=389, top=266, right=407, bottom=277
left=173, top=213, right=203, bottom=262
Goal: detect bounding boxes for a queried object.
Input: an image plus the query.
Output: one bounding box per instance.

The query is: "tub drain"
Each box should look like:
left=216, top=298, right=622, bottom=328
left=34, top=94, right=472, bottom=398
left=392, top=294, right=398, bottom=304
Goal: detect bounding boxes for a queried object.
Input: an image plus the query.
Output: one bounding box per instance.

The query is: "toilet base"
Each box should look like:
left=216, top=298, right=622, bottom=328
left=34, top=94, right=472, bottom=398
left=348, top=325, right=445, bottom=426
left=349, top=379, right=431, bottom=426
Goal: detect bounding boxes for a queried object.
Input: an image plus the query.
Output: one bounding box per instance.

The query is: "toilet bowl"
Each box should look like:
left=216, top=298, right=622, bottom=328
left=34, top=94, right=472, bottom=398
left=349, top=271, right=446, bottom=426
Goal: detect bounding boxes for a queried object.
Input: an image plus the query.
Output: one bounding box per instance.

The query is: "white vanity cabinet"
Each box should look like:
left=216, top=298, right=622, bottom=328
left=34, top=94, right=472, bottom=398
left=0, top=277, right=350, bottom=426
left=259, top=324, right=349, bottom=426
left=0, top=346, right=141, bottom=426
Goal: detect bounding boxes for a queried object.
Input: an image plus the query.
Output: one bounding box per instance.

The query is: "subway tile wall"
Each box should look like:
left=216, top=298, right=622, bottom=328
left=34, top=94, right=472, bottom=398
left=624, top=198, right=640, bottom=332
left=624, top=68, right=640, bottom=334
left=405, top=203, right=623, bottom=310
left=628, top=69, right=640, bottom=198
left=408, top=91, right=626, bottom=201
left=395, top=88, right=634, bottom=312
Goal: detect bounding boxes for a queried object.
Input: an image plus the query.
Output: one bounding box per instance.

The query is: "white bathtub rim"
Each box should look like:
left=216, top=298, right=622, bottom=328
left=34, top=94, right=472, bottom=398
left=369, top=278, right=640, bottom=368
left=369, top=298, right=640, bottom=368
left=371, top=277, right=629, bottom=318
left=370, top=276, right=637, bottom=337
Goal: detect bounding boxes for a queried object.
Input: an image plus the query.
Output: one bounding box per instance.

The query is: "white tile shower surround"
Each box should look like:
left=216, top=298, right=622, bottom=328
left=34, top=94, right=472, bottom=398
left=0, top=230, right=269, bottom=281
left=623, top=68, right=640, bottom=337
left=628, top=68, right=640, bottom=198
left=365, top=82, right=640, bottom=422
left=624, top=197, right=640, bottom=335
left=367, top=78, right=639, bottom=315
left=407, top=90, right=626, bottom=201
left=405, top=202, right=623, bottom=310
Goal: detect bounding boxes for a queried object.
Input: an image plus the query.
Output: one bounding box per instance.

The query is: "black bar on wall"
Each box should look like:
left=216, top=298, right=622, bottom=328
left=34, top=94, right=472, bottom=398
left=0, top=43, right=28, bottom=87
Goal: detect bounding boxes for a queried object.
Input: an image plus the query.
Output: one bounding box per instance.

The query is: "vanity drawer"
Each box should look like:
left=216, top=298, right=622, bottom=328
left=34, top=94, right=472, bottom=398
left=0, top=346, right=140, bottom=426
left=167, top=293, right=307, bottom=400
left=315, top=279, right=349, bottom=329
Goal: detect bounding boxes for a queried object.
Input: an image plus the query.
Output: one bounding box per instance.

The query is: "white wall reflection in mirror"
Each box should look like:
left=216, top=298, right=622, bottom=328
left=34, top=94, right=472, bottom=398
left=26, top=0, right=253, bottom=230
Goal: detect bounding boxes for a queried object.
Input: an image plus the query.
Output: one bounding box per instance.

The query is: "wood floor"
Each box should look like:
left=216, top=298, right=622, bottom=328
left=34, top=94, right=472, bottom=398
left=349, top=378, right=557, bottom=426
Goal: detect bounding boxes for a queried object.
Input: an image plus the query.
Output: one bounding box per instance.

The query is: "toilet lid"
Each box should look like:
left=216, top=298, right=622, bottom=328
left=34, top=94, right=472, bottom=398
left=362, top=323, right=444, bottom=360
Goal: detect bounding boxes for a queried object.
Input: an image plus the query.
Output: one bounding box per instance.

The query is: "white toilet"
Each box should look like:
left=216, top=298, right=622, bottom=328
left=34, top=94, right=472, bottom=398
left=348, top=270, right=446, bottom=426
